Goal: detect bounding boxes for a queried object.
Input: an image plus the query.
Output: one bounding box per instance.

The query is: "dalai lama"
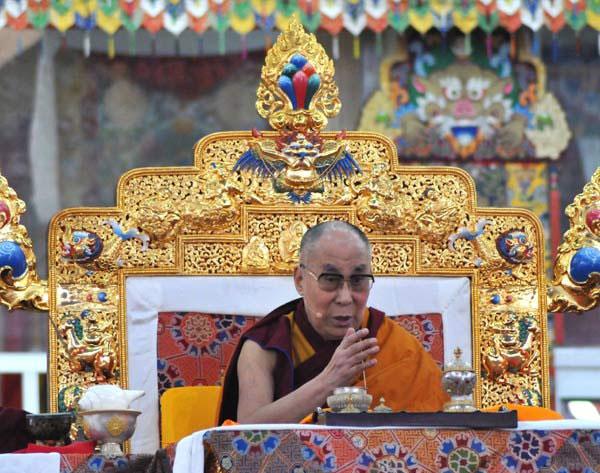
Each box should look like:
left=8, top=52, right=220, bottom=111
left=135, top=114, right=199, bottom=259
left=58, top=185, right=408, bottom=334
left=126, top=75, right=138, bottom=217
left=219, top=220, right=447, bottom=423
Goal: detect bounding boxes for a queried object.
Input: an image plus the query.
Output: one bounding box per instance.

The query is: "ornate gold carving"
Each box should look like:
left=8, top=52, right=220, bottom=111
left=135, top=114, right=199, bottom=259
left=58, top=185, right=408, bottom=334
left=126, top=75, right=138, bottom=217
left=134, top=192, right=184, bottom=247
left=235, top=130, right=360, bottom=199
left=234, top=20, right=359, bottom=203
left=482, top=312, right=540, bottom=381
left=415, top=187, right=462, bottom=244
left=241, top=237, right=270, bottom=273
left=120, top=167, right=244, bottom=248
left=448, top=218, right=535, bottom=282
left=276, top=221, right=307, bottom=271
left=548, top=168, right=600, bottom=312
left=371, top=242, right=414, bottom=274
left=58, top=311, right=117, bottom=382
left=480, top=309, right=543, bottom=406
left=46, top=19, right=551, bottom=413
left=256, top=16, right=340, bottom=133
left=184, top=242, right=245, bottom=274
left=0, top=173, right=48, bottom=310
left=354, top=164, right=416, bottom=233
left=60, top=220, right=149, bottom=272
left=181, top=166, right=244, bottom=233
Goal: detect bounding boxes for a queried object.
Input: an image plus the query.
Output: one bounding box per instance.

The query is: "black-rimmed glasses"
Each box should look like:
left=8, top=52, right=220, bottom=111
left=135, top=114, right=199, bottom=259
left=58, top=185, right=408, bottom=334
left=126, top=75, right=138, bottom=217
left=300, top=264, right=375, bottom=292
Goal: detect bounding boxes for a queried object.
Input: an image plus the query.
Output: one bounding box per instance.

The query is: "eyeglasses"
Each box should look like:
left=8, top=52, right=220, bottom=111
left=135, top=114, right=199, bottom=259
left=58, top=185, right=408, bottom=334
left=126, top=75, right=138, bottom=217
left=300, top=264, right=375, bottom=292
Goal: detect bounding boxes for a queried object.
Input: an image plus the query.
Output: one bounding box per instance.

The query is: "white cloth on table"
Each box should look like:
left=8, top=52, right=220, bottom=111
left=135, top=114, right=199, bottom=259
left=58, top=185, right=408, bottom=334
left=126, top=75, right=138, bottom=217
left=0, top=452, right=60, bottom=473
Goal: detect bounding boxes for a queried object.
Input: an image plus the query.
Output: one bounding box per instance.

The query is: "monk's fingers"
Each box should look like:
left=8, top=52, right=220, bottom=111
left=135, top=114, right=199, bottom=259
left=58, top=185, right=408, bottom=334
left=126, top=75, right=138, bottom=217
left=338, top=328, right=356, bottom=348
left=350, top=357, right=377, bottom=373
left=344, top=337, right=379, bottom=356
left=340, top=327, right=369, bottom=348
left=349, top=347, right=379, bottom=367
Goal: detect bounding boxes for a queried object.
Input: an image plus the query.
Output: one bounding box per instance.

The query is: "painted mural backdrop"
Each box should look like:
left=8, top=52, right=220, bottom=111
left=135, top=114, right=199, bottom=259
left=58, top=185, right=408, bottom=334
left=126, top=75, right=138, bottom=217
left=360, top=36, right=571, bottom=161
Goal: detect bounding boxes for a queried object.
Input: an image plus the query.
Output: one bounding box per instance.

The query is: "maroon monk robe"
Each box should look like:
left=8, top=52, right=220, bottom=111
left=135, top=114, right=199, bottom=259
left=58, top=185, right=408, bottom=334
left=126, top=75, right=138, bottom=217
left=218, top=298, right=385, bottom=423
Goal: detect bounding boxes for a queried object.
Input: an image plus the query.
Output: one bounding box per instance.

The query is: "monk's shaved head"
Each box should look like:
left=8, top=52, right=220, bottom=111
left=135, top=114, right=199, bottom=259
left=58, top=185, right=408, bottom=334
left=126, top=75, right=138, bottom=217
left=299, top=220, right=371, bottom=265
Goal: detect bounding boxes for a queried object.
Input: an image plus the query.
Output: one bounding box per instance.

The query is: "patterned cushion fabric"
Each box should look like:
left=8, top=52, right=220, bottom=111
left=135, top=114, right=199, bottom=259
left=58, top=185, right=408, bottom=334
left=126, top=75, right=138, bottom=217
left=157, top=311, right=444, bottom=396
left=388, top=313, right=444, bottom=368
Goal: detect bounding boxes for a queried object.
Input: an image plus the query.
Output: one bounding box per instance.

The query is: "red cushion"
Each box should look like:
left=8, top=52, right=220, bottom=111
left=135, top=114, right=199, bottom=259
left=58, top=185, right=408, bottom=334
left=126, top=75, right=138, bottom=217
left=13, top=441, right=95, bottom=454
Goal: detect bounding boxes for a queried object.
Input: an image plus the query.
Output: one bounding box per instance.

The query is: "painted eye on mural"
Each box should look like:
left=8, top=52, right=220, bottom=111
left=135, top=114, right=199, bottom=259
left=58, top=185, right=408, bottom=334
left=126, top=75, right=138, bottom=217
left=467, top=87, right=484, bottom=101
left=444, top=87, right=461, bottom=101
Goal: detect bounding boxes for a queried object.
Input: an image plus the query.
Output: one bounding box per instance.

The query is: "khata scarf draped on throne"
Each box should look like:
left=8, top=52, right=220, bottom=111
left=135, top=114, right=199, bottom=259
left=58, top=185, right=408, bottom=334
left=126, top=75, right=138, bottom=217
left=218, top=299, right=447, bottom=423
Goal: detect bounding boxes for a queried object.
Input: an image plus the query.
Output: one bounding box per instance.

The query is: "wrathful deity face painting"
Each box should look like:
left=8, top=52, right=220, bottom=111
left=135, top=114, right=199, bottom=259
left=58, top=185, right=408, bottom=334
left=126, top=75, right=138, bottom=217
left=360, top=35, right=571, bottom=160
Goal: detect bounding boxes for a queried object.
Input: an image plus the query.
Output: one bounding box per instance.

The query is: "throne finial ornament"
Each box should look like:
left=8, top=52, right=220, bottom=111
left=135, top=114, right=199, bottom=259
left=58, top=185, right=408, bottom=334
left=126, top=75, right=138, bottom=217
left=548, top=167, right=600, bottom=312
left=233, top=17, right=361, bottom=203
left=0, top=172, right=48, bottom=311
left=255, top=15, right=341, bottom=133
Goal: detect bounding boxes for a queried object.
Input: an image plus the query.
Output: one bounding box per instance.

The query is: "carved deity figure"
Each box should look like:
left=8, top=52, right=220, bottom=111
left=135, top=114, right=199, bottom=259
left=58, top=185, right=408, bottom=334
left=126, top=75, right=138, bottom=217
left=241, top=236, right=270, bottom=272
left=278, top=221, right=308, bottom=266
left=483, top=314, right=539, bottom=382
left=59, top=313, right=116, bottom=382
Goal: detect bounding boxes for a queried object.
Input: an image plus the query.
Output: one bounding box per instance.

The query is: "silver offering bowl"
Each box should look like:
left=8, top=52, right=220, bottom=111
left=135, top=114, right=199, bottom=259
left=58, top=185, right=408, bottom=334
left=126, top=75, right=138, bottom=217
left=442, top=348, right=477, bottom=412
left=79, top=409, right=141, bottom=458
left=327, top=387, right=372, bottom=413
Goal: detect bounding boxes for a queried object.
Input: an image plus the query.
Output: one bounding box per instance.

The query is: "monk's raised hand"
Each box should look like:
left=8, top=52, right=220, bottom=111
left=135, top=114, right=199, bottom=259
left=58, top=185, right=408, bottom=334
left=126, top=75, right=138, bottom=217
left=321, top=327, right=380, bottom=389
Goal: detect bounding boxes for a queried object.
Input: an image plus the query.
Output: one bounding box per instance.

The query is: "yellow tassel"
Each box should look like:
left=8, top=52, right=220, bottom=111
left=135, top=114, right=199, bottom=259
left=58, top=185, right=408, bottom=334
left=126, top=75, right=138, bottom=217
left=353, top=35, right=360, bottom=59
left=108, top=35, right=115, bottom=59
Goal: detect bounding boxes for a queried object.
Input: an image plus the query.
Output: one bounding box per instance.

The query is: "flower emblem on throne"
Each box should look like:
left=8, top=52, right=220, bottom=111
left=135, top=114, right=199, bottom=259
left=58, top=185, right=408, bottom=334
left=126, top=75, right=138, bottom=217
left=436, top=433, right=490, bottom=473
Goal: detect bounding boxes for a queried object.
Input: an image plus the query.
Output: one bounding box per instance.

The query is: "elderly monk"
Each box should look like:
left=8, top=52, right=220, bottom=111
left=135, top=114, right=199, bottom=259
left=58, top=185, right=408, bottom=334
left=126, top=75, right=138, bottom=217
left=219, top=220, right=447, bottom=424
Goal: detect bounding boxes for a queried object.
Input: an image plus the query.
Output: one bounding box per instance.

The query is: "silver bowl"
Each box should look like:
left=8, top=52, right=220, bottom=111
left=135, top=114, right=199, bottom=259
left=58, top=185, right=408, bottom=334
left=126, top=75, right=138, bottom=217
left=79, top=409, right=141, bottom=458
left=327, top=387, right=372, bottom=413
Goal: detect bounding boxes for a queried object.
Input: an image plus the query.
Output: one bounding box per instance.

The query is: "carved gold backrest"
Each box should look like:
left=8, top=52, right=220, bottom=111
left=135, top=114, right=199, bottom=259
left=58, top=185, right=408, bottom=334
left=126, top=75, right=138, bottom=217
left=47, top=19, right=550, bottom=412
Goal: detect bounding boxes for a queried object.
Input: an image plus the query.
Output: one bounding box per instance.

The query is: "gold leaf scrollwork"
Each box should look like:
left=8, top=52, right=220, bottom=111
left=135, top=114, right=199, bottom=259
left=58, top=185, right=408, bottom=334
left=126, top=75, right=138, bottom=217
left=134, top=167, right=244, bottom=245
left=0, top=173, right=48, bottom=310
left=548, top=168, right=600, bottom=312
left=355, top=163, right=416, bottom=233
left=134, top=191, right=184, bottom=247
left=415, top=186, right=462, bottom=244
left=181, top=167, right=244, bottom=233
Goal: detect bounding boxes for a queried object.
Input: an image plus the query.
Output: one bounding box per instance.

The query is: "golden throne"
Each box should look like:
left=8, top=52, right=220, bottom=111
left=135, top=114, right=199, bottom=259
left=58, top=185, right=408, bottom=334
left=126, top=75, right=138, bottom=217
left=1, top=18, right=599, bottom=453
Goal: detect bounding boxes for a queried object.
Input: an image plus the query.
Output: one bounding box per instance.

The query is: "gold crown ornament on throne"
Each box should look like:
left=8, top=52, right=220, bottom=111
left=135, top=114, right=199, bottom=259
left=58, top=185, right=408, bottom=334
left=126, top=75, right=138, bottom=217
left=0, top=18, right=599, bottom=435
left=234, top=18, right=359, bottom=203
